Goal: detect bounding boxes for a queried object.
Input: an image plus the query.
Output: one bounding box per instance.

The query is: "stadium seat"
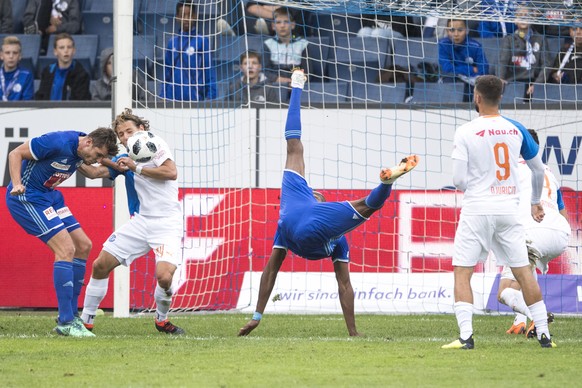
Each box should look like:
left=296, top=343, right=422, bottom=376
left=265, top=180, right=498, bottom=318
left=213, top=35, right=263, bottom=81
left=83, top=11, right=114, bottom=36
left=305, top=36, right=330, bottom=81
left=313, top=13, right=363, bottom=40
left=530, top=83, right=581, bottom=103
left=475, top=37, right=501, bottom=75
left=38, top=35, right=99, bottom=78
left=327, top=37, right=391, bottom=83
left=0, top=34, right=41, bottom=75
left=350, top=82, right=410, bottom=104
left=501, top=82, right=527, bottom=105
left=89, top=0, right=113, bottom=12
left=392, top=37, right=438, bottom=74
left=134, top=36, right=156, bottom=75
left=137, top=12, right=175, bottom=37
left=411, top=81, right=466, bottom=105
left=300, top=81, right=350, bottom=106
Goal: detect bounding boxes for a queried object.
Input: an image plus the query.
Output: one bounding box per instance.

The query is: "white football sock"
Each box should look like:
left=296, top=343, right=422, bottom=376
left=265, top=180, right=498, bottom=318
left=454, top=301, right=473, bottom=341
left=513, top=313, right=528, bottom=326
left=529, top=300, right=550, bottom=340
left=154, top=284, right=172, bottom=322
left=81, top=277, right=109, bottom=324
left=499, top=288, right=532, bottom=320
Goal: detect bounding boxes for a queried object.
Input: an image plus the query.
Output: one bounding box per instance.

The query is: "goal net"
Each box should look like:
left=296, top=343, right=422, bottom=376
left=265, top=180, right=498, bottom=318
left=115, top=0, right=581, bottom=316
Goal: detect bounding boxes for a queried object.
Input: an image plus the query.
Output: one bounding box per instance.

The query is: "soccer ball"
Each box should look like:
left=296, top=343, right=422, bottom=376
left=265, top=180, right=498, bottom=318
left=127, top=131, right=158, bottom=163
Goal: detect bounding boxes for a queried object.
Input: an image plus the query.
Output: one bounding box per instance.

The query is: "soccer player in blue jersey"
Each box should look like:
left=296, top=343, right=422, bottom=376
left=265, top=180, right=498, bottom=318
left=238, top=69, right=419, bottom=337
left=6, top=128, right=118, bottom=337
left=443, top=75, right=555, bottom=349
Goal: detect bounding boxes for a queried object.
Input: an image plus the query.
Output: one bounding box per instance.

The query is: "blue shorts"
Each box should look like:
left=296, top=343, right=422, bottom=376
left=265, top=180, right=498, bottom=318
left=275, top=170, right=366, bottom=261
left=6, top=190, right=81, bottom=243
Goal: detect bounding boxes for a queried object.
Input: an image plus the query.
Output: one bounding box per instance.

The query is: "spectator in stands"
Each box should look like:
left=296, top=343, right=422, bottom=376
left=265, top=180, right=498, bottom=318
left=263, top=7, right=309, bottom=84
left=532, top=0, right=582, bottom=38
left=90, top=47, right=151, bottom=102
left=160, top=0, right=217, bottom=101
left=478, top=0, right=516, bottom=38
left=359, top=14, right=421, bottom=39
left=548, top=24, right=582, bottom=84
left=0, top=0, right=13, bottom=33
left=22, top=0, right=81, bottom=54
left=35, top=33, right=90, bottom=100
left=498, top=5, right=552, bottom=99
left=228, top=51, right=281, bottom=105
left=439, top=19, right=489, bottom=101
left=0, top=36, right=34, bottom=100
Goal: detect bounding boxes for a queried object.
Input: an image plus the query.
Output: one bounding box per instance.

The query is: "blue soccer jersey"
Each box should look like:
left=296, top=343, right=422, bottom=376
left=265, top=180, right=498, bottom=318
left=6, top=131, right=85, bottom=242
left=273, top=170, right=367, bottom=262
left=108, top=153, right=140, bottom=216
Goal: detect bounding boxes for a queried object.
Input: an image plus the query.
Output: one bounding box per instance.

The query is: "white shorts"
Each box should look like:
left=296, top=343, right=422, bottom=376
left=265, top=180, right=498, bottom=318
left=501, top=228, right=569, bottom=279
left=453, top=214, right=528, bottom=268
left=103, top=213, right=183, bottom=267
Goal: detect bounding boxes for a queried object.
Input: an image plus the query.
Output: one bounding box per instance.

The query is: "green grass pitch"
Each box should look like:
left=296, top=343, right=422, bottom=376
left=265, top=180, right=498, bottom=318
left=0, top=312, right=580, bottom=387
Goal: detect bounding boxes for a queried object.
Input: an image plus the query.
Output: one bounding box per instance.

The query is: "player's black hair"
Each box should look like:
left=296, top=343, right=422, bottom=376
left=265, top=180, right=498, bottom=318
left=475, top=75, right=503, bottom=104
left=89, top=127, right=119, bottom=156
left=176, top=0, right=197, bottom=16
left=527, top=129, right=540, bottom=145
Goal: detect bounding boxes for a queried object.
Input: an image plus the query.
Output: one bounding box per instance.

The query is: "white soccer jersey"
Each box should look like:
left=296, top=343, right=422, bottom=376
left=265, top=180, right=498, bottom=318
left=517, top=160, right=571, bottom=234
left=134, top=136, right=182, bottom=218
left=451, top=114, right=539, bottom=215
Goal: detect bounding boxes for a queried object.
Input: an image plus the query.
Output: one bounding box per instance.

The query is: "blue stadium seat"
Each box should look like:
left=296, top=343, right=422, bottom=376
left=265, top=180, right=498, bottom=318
left=411, top=81, right=466, bottom=104
left=350, top=83, right=410, bottom=104
left=475, top=37, right=501, bottom=75
left=213, top=35, right=263, bottom=81
left=300, top=81, right=350, bottom=105
left=83, top=11, right=113, bottom=36
left=531, top=83, right=581, bottom=103
left=0, top=35, right=41, bottom=75
left=306, top=36, right=330, bottom=81
left=501, top=82, right=527, bottom=105
left=137, top=12, right=175, bottom=37
left=12, top=0, right=27, bottom=33
left=133, top=36, right=156, bottom=74
left=89, top=0, right=113, bottom=12
left=393, top=38, right=439, bottom=74
left=327, top=37, right=391, bottom=83
left=141, top=0, right=179, bottom=15
left=38, top=35, right=99, bottom=78
left=312, top=13, right=362, bottom=40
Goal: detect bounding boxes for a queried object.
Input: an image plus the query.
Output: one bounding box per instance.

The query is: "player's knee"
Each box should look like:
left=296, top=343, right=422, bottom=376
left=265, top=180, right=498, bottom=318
left=92, top=257, right=112, bottom=278
left=156, top=273, right=173, bottom=290
left=287, top=140, right=303, bottom=155
left=76, top=237, right=93, bottom=257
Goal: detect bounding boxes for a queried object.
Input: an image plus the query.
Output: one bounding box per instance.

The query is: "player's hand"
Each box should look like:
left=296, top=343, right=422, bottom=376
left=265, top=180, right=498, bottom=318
left=238, top=319, right=260, bottom=336
left=531, top=204, right=545, bottom=223
left=10, top=184, right=25, bottom=196
left=116, top=156, right=135, bottom=172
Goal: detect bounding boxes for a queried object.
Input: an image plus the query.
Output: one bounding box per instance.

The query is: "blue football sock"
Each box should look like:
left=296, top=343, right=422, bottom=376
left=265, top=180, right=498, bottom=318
left=71, top=258, right=87, bottom=316
left=284, top=88, right=302, bottom=140
left=53, top=261, right=75, bottom=324
left=365, top=183, right=393, bottom=209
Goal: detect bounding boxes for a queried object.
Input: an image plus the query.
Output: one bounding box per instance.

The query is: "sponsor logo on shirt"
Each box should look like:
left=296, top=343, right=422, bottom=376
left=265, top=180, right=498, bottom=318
left=51, top=161, right=71, bottom=170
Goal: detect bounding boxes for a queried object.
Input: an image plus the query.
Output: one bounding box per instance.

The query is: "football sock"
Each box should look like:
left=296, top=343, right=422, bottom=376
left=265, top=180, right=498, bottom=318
left=528, top=300, right=550, bottom=340
left=365, top=183, right=393, bottom=209
left=154, top=284, right=172, bottom=322
left=82, top=277, right=109, bottom=325
left=454, top=301, right=473, bottom=341
left=284, top=88, right=302, bottom=140
left=71, top=258, right=87, bottom=316
left=499, top=288, right=532, bottom=319
left=54, top=261, right=75, bottom=324
left=513, top=312, right=528, bottom=326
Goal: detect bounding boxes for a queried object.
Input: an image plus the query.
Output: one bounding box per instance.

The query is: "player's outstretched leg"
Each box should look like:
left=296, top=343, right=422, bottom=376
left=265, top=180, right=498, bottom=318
left=284, top=68, right=307, bottom=175
left=154, top=284, right=185, bottom=335
left=380, top=155, right=419, bottom=184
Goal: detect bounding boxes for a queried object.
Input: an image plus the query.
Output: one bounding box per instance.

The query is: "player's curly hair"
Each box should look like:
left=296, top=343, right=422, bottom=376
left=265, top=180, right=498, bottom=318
left=112, top=108, right=150, bottom=132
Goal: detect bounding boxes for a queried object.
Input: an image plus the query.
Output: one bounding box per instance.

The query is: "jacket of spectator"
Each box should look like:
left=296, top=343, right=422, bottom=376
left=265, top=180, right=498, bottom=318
left=1, top=68, right=34, bottom=100
left=0, top=0, right=13, bottom=33
left=228, top=72, right=281, bottom=105
left=478, top=0, right=516, bottom=38
left=263, top=36, right=309, bottom=81
left=22, top=0, right=81, bottom=35
left=35, top=60, right=90, bottom=100
left=498, top=29, right=551, bottom=83
left=161, top=29, right=217, bottom=101
left=439, top=36, right=489, bottom=77
left=91, top=47, right=113, bottom=101
left=549, top=42, right=582, bottom=84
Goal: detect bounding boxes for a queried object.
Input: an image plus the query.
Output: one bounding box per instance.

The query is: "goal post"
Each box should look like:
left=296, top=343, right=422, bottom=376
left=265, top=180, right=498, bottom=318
left=112, top=0, right=581, bottom=317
